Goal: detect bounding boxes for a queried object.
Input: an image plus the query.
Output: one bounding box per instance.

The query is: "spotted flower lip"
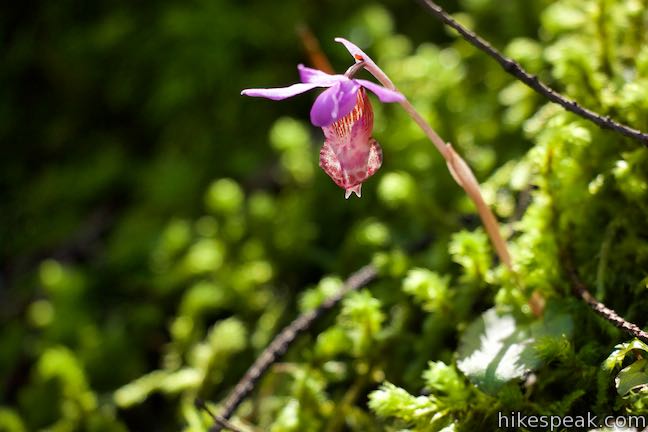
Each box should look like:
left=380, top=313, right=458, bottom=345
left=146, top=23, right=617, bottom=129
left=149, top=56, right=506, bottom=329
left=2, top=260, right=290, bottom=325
left=318, top=87, right=382, bottom=199
left=241, top=64, right=403, bottom=127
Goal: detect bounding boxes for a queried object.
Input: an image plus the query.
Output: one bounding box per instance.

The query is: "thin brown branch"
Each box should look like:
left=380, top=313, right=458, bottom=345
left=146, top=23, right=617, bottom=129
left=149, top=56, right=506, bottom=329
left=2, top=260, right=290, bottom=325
left=416, top=0, right=648, bottom=147
left=210, top=264, right=378, bottom=431
left=562, top=250, right=648, bottom=344
left=195, top=399, right=248, bottom=432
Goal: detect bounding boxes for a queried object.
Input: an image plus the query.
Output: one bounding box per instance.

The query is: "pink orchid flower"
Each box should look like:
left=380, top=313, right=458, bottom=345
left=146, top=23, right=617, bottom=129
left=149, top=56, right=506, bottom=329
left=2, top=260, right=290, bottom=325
left=241, top=40, right=404, bottom=198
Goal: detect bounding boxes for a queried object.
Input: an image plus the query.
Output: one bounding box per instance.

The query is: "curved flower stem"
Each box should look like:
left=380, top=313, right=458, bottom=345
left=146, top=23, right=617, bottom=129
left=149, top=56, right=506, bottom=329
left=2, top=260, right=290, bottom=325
left=398, top=98, right=450, bottom=159
left=360, top=60, right=512, bottom=268
left=344, top=61, right=366, bottom=78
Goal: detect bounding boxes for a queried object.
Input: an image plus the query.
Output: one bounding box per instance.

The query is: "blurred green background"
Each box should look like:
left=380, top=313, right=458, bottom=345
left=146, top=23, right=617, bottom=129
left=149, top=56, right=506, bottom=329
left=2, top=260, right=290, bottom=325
left=3, top=0, right=648, bottom=430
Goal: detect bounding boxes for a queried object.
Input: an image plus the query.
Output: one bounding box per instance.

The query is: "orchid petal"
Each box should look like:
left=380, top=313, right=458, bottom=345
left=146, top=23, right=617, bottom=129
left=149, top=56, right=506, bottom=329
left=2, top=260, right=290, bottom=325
left=241, top=82, right=323, bottom=100
left=334, top=37, right=378, bottom=70
left=310, top=80, right=361, bottom=127
left=297, top=64, right=345, bottom=86
left=335, top=37, right=396, bottom=89
left=356, top=79, right=404, bottom=103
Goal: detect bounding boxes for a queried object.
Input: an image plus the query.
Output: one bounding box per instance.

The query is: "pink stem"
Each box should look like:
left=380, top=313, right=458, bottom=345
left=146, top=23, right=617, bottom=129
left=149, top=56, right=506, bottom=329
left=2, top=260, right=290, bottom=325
left=361, top=62, right=512, bottom=269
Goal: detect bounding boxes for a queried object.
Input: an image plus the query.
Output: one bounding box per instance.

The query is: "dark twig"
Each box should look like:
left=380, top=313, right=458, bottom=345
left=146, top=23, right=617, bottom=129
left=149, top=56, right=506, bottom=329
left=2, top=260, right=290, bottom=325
left=562, top=250, right=648, bottom=344
left=210, top=264, right=378, bottom=431
left=195, top=399, right=248, bottom=432
left=416, top=0, right=648, bottom=146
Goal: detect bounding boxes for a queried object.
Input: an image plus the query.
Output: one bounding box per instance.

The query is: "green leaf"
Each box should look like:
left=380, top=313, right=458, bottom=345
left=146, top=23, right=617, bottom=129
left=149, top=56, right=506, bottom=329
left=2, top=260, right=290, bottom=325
left=615, top=359, right=648, bottom=396
left=457, top=307, right=573, bottom=393
left=604, top=339, right=648, bottom=371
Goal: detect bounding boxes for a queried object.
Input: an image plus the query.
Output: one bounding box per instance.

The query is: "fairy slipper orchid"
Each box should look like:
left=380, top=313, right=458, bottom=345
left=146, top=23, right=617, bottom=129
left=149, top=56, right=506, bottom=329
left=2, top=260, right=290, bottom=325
left=241, top=50, right=404, bottom=198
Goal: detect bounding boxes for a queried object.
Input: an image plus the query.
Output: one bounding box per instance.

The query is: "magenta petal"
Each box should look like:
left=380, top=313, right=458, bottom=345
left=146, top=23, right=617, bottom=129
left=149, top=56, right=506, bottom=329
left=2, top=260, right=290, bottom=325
left=297, top=64, right=345, bottom=86
left=356, top=79, right=404, bottom=103
left=241, top=82, right=322, bottom=100
left=310, top=80, right=361, bottom=127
